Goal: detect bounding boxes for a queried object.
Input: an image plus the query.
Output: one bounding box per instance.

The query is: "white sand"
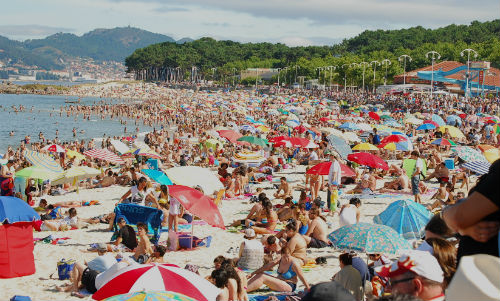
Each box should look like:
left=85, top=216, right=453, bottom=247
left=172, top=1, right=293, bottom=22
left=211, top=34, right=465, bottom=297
left=2, top=166, right=452, bottom=300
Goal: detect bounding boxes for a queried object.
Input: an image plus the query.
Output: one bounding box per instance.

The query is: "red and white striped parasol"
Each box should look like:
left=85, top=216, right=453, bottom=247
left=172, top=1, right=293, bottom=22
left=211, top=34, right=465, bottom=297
left=92, top=263, right=220, bottom=301
left=42, top=144, right=65, bottom=153
left=83, top=149, right=125, bottom=165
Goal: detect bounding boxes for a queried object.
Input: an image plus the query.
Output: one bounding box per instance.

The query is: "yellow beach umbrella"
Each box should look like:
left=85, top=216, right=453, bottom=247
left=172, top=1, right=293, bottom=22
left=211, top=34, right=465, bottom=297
left=257, top=125, right=271, bottom=133
left=66, top=150, right=86, bottom=160
left=382, top=143, right=397, bottom=151
left=352, top=143, right=378, bottom=151
left=438, top=126, right=465, bottom=139
left=483, top=148, right=500, bottom=163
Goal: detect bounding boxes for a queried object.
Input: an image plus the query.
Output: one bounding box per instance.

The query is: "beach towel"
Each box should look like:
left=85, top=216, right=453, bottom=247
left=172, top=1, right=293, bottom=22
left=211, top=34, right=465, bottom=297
left=402, top=158, right=427, bottom=179
left=113, top=204, right=163, bottom=244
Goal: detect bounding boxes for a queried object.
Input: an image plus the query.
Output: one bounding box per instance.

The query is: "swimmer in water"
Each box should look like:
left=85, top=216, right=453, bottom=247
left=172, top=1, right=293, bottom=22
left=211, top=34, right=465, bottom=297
left=9, top=131, right=14, bottom=136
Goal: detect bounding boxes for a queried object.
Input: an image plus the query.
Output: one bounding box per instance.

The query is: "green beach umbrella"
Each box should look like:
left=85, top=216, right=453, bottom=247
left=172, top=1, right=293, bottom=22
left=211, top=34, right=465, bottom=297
left=237, top=136, right=269, bottom=147
left=15, top=166, right=60, bottom=180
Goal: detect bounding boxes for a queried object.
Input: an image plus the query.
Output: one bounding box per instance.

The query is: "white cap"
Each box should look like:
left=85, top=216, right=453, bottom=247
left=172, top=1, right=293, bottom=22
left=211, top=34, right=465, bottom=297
left=375, top=250, right=444, bottom=283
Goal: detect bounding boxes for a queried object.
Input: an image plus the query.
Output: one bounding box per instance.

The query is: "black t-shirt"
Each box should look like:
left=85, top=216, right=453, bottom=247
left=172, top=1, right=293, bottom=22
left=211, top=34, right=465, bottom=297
left=458, top=159, right=500, bottom=260
left=117, top=225, right=138, bottom=250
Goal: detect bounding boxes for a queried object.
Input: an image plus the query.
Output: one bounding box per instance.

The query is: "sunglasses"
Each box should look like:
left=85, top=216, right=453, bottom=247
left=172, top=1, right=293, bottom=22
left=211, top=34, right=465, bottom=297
left=389, top=277, right=415, bottom=287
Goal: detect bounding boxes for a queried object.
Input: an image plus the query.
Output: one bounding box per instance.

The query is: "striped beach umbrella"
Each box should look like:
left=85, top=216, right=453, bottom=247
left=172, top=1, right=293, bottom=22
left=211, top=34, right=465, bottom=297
left=23, top=150, right=63, bottom=173
left=42, top=144, right=65, bottom=153
left=103, top=291, right=198, bottom=301
left=84, top=149, right=125, bottom=165
left=430, top=138, right=456, bottom=146
left=462, top=161, right=491, bottom=175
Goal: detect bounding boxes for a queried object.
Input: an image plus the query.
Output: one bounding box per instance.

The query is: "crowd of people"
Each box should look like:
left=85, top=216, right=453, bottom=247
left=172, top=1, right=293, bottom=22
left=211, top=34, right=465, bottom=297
left=1, top=83, right=499, bottom=301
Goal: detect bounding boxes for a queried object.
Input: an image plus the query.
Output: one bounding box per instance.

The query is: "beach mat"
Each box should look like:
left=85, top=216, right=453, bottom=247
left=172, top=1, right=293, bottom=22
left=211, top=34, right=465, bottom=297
left=249, top=295, right=288, bottom=301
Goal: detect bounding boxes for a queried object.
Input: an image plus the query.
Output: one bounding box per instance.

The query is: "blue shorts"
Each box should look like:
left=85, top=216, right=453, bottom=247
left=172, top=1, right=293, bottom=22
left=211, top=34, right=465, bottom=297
left=411, top=176, right=420, bottom=195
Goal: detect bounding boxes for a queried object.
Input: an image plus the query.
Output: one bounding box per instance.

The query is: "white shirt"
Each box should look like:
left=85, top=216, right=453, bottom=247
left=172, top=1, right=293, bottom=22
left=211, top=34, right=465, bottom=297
left=328, top=160, right=341, bottom=185
left=309, top=151, right=319, bottom=161
left=87, top=254, right=117, bottom=273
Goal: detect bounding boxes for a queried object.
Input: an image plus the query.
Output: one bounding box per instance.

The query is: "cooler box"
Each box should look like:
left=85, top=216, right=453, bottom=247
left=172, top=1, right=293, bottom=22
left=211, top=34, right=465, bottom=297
left=178, top=233, right=201, bottom=249
left=444, top=159, right=455, bottom=170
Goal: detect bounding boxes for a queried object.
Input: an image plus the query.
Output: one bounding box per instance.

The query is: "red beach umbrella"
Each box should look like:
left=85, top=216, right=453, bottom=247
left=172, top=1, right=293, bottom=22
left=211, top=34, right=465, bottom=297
left=83, top=149, right=125, bottom=165
left=423, top=120, right=440, bottom=128
left=92, top=263, right=220, bottom=301
left=306, top=161, right=356, bottom=178
left=217, top=130, right=242, bottom=144
left=368, top=112, right=380, bottom=121
left=380, top=134, right=408, bottom=144
left=42, top=144, right=65, bottom=153
left=347, top=152, right=389, bottom=170
left=168, top=185, right=225, bottom=229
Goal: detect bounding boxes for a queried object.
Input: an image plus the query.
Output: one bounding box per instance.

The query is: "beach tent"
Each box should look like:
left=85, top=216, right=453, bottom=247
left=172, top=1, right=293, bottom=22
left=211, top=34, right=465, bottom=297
left=0, top=196, right=40, bottom=278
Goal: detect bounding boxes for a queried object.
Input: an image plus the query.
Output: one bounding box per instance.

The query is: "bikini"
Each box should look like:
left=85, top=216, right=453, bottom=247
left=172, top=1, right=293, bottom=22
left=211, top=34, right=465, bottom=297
left=277, top=262, right=297, bottom=291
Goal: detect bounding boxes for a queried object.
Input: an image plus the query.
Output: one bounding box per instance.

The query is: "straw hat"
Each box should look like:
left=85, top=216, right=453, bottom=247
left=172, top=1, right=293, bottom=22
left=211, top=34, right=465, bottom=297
left=446, top=254, right=500, bottom=301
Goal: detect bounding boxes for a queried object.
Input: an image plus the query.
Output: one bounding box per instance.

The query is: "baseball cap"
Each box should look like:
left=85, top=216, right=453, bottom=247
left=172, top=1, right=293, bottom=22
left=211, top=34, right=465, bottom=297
left=375, top=250, right=444, bottom=283
left=301, top=281, right=356, bottom=301
left=244, top=228, right=256, bottom=239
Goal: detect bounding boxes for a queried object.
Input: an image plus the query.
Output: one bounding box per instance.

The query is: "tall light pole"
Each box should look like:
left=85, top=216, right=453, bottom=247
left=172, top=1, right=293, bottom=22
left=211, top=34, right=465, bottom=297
left=370, top=60, right=381, bottom=93
left=283, top=67, right=289, bottom=87
left=327, top=65, right=336, bottom=90
left=316, top=67, right=323, bottom=88
left=381, top=59, right=391, bottom=86
left=426, top=51, right=441, bottom=98
left=359, top=62, right=369, bottom=93
left=350, top=62, right=359, bottom=93
left=232, top=67, right=237, bottom=87
left=398, top=55, right=412, bottom=93
left=276, top=68, right=282, bottom=93
left=294, top=65, right=300, bottom=84
left=342, top=64, right=349, bottom=93
left=460, top=48, right=478, bottom=99
left=211, top=67, right=217, bottom=83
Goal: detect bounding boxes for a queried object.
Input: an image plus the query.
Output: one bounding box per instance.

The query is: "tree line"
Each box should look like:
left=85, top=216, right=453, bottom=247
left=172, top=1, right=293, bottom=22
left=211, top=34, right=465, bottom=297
left=124, top=20, right=500, bottom=87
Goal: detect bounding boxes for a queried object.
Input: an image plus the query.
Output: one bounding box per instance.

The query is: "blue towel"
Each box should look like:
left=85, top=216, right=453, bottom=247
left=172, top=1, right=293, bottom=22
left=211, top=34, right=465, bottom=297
left=113, top=204, right=163, bottom=244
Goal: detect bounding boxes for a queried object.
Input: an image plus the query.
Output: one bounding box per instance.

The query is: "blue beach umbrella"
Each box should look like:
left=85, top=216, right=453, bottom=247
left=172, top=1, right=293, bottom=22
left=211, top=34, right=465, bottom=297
left=326, top=134, right=352, bottom=159
left=462, top=161, right=491, bottom=175
left=446, top=115, right=462, bottom=126
left=373, top=199, right=432, bottom=240
left=141, top=169, right=173, bottom=185
left=0, top=196, right=40, bottom=223
left=416, top=123, right=436, bottom=131
left=431, top=114, right=445, bottom=126
left=22, top=150, right=63, bottom=173
left=339, top=122, right=360, bottom=131
left=328, top=222, right=412, bottom=254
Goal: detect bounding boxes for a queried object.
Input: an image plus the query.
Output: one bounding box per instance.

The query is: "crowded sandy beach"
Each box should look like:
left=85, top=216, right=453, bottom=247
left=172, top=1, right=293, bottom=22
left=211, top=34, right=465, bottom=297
left=1, top=81, right=499, bottom=301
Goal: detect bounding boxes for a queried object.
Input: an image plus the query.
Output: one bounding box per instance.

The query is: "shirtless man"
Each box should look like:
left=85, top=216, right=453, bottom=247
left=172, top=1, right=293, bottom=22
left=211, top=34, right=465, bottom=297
left=303, top=208, right=330, bottom=248
left=283, top=220, right=307, bottom=265
left=277, top=197, right=293, bottom=221
left=274, top=177, right=292, bottom=199
left=425, top=162, right=449, bottom=182
left=93, top=170, right=115, bottom=188
left=133, top=222, right=153, bottom=263
left=229, top=192, right=266, bottom=227
left=380, top=169, right=410, bottom=193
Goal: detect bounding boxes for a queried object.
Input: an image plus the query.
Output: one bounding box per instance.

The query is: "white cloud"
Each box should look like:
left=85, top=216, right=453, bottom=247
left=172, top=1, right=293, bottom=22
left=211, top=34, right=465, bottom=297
left=278, top=37, right=314, bottom=47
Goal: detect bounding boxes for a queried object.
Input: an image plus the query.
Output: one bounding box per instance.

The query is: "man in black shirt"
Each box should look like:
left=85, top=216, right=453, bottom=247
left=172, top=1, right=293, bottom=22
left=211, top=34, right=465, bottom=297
left=442, top=159, right=500, bottom=260
left=110, top=217, right=138, bottom=251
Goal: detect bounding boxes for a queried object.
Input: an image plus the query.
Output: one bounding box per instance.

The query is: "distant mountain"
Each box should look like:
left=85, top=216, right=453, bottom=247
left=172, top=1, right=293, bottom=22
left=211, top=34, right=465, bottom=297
left=176, top=37, right=194, bottom=44
left=0, top=27, right=177, bottom=69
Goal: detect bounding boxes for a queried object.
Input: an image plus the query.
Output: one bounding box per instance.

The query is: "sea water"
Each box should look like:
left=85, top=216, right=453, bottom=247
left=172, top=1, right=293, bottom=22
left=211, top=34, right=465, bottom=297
left=0, top=93, right=154, bottom=152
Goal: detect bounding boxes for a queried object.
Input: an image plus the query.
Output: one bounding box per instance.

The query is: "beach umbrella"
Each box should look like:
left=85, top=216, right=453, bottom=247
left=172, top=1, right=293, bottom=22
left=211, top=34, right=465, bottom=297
left=462, top=161, right=491, bottom=175
left=23, top=150, right=63, bottom=173
left=446, top=115, right=462, bottom=126
left=92, top=263, right=220, bottom=301
left=110, top=140, right=130, bottom=155
left=368, top=112, right=380, bottom=121
left=339, top=122, right=360, bottom=131
left=239, top=125, right=256, bottom=133
left=328, top=222, right=411, bottom=254
left=15, top=166, right=59, bottom=180
left=380, top=143, right=397, bottom=151
left=430, top=138, right=456, bottom=146
left=42, top=144, right=65, bottom=153
left=141, top=169, right=173, bottom=185
left=217, top=130, right=242, bottom=144
left=342, top=132, right=362, bottom=143
left=373, top=199, right=432, bottom=240
left=66, top=149, right=86, bottom=160
left=236, top=136, right=269, bottom=147
left=103, top=291, right=198, bottom=301
left=0, top=196, right=40, bottom=223
left=438, top=126, right=465, bottom=139
left=380, top=134, right=408, bottom=144
left=404, top=117, right=423, bottom=125
left=453, top=146, right=487, bottom=162
left=165, top=166, right=223, bottom=195
left=51, top=166, right=102, bottom=185
left=483, top=148, right=500, bottom=163
left=423, top=120, right=440, bottom=127
left=326, top=134, right=352, bottom=159
left=477, top=144, right=497, bottom=152
left=416, top=123, right=436, bottom=131
left=352, top=143, right=378, bottom=151
left=135, top=150, right=162, bottom=160
left=306, top=161, right=356, bottom=178
left=384, top=120, right=403, bottom=128
left=168, top=185, right=225, bottom=229
left=431, top=114, right=445, bottom=126
left=347, top=152, right=389, bottom=170
left=84, top=149, right=125, bottom=165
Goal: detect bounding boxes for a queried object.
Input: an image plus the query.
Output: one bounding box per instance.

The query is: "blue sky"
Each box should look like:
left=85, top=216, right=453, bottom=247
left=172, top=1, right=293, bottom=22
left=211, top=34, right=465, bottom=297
left=1, top=0, right=499, bottom=46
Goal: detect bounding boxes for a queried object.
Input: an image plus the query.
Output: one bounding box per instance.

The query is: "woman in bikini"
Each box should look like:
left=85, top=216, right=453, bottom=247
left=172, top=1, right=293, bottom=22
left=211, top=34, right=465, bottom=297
left=249, top=199, right=278, bottom=235
left=246, top=247, right=310, bottom=293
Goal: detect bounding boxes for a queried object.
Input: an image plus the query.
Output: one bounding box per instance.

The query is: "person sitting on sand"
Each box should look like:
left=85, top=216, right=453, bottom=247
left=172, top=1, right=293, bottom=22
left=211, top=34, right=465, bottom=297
left=348, top=171, right=377, bottom=194
left=277, top=197, right=293, bottom=221
left=92, top=170, right=115, bottom=188
left=133, top=222, right=154, bottom=263
left=427, top=182, right=455, bottom=212
left=303, top=208, right=331, bottom=248
left=338, top=198, right=362, bottom=228
left=106, top=217, right=138, bottom=252
left=425, top=162, right=450, bottom=183
left=248, top=199, right=278, bottom=234
left=247, top=247, right=310, bottom=293
left=229, top=192, right=266, bottom=227
left=274, top=177, right=292, bottom=199
left=380, top=169, right=410, bottom=193
left=236, top=228, right=264, bottom=270
left=262, top=235, right=282, bottom=264
left=282, top=220, right=308, bottom=265
left=146, top=245, right=167, bottom=263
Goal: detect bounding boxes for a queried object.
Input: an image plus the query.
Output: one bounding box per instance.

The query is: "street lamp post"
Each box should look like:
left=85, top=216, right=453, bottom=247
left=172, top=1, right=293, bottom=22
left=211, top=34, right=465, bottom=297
left=426, top=51, right=441, bottom=98
left=327, top=66, right=336, bottom=90
left=276, top=68, right=282, bottom=93
left=381, top=59, right=391, bottom=86
left=359, top=62, right=369, bottom=93
left=316, top=67, right=323, bottom=89
left=350, top=62, right=359, bottom=93
left=283, top=67, right=289, bottom=88
left=342, top=64, right=349, bottom=93
left=232, top=68, right=237, bottom=87
left=370, top=60, right=381, bottom=93
left=294, top=65, right=300, bottom=85
left=211, top=67, right=217, bottom=83
left=460, top=48, right=478, bottom=99
left=398, top=55, right=412, bottom=93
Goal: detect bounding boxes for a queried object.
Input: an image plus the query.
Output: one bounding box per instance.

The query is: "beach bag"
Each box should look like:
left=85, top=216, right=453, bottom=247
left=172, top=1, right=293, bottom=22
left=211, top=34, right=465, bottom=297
left=168, top=231, right=179, bottom=251
left=57, top=259, right=75, bottom=280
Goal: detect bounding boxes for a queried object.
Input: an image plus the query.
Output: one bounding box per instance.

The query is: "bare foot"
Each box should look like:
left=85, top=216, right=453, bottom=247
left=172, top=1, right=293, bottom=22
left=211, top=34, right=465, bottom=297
left=71, top=292, right=85, bottom=298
